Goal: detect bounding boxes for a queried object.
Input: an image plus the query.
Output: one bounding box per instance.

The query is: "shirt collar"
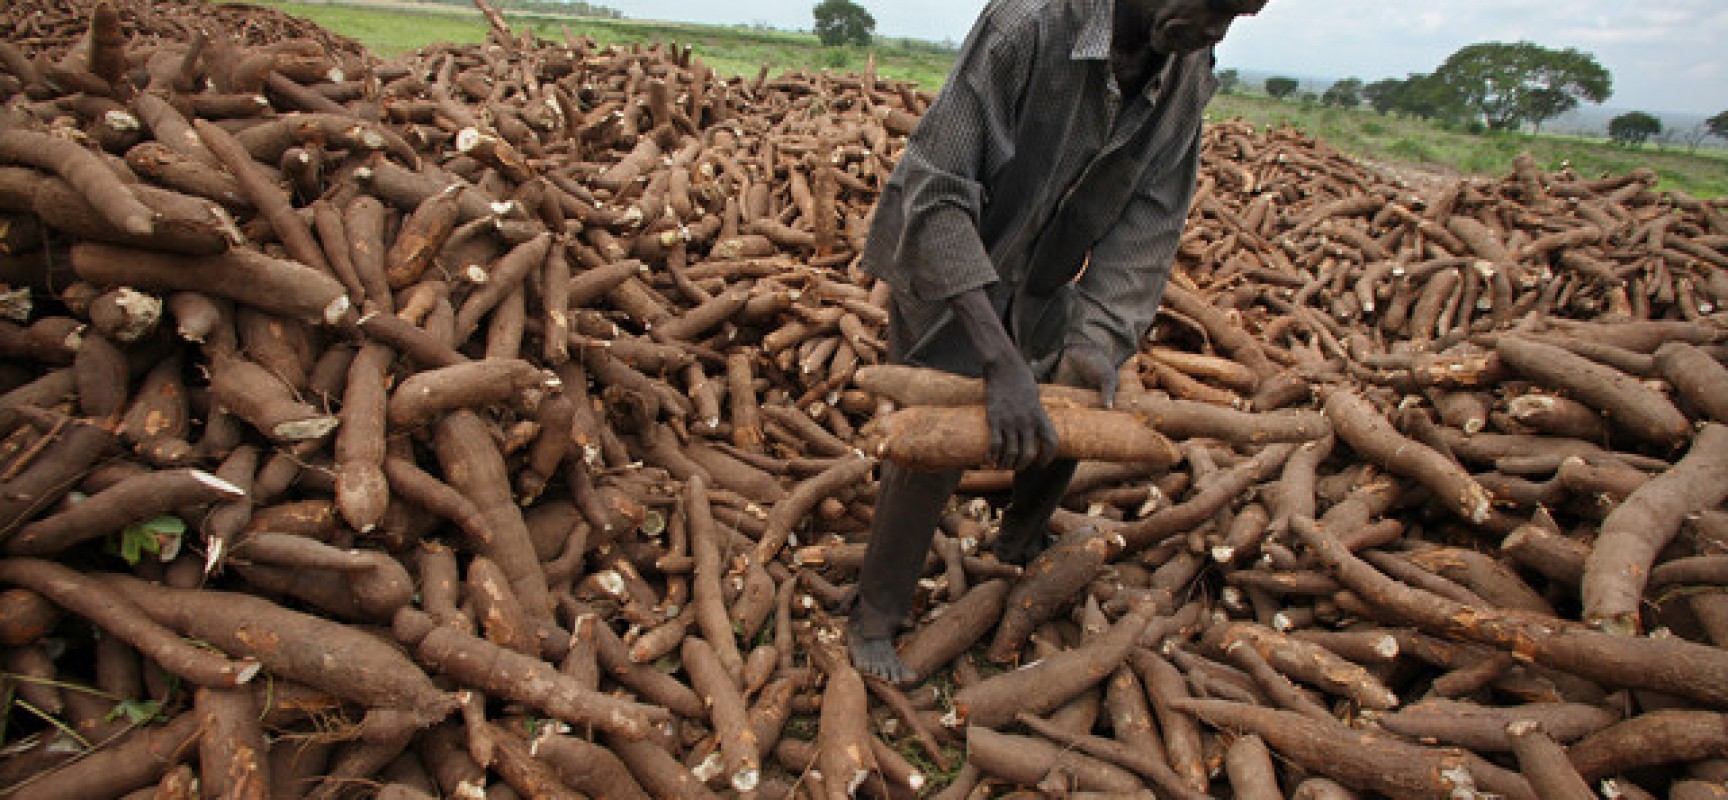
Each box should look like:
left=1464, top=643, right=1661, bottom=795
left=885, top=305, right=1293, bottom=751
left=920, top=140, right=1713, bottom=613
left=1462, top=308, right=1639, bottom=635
left=1071, top=0, right=1115, bottom=61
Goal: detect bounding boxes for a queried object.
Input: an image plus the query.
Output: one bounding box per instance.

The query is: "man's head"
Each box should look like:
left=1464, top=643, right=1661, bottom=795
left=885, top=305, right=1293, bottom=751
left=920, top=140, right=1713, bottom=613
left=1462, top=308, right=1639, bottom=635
left=1116, top=0, right=1265, bottom=56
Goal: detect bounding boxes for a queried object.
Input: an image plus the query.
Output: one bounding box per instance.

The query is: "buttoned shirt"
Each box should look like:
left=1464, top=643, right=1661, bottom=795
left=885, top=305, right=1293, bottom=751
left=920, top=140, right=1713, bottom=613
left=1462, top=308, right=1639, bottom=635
left=860, top=0, right=1216, bottom=377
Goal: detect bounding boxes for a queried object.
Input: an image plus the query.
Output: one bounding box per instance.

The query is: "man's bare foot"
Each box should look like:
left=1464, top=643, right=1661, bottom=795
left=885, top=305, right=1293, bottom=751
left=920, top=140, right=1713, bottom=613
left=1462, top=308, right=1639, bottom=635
left=849, top=635, right=916, bottom=684
left=989, top=525, right=1048, bottom=566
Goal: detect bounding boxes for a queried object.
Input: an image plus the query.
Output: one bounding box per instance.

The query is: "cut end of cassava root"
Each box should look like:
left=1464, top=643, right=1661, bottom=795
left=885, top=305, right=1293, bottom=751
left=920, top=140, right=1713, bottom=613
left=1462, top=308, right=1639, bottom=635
left=193, top=470, right=248, bottom=499
left=270, top=414, right=341, bottom=441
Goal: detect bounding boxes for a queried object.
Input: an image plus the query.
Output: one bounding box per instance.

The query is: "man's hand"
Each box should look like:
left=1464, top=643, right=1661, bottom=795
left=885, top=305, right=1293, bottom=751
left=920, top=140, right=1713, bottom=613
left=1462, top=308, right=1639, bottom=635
left=981, top=351, right=1058, bottom=471
left=946, top=288, right=1058, bottom=471
left=1053, top=344, right=1120, bottom=408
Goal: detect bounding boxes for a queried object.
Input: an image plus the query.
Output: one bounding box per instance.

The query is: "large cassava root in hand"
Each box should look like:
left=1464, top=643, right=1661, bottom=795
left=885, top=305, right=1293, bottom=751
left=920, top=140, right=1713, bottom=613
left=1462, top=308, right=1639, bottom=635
left=874, top=404, right=1181, bottom=470
left=857, top=363, right=1328, bottom=469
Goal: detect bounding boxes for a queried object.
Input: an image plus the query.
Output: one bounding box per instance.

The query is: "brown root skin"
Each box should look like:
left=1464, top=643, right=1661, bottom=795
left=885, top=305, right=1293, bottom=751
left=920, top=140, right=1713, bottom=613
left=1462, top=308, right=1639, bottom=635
left=0, top=710, right=202, bottom=800
left=686, top=474, right=746, bottom=682
left=123, top=140, right=249, bottom=210
left=208, top=350, right=340, bottom=442
left=6, top=468, right=243, bottom=556
left=334, top=342, right=391, bottom=533
left=1505, top=720, right=1596, bottom=800
left=0, top=128, right=155, bottom=236
left=683, top=636, right=761, bottom=792
left=854, top=364, right=1099, bottom=407
left=71, top=243, right=351, bottom=326
left=894, top=578, right=1011, bottom=680
left=952, top=598, right=1158, bottom=729
left=454, top=232, right=552, bottom=345
left=1321, top=388, right=1503, bottom=529
left=751, top=454, right=875, bottom=565
left=1654, top=341, right=1728, bottom=424
left=1495, top=335, right=1691, bottom=448
left=393, top=607, right=666, bottom=741
left=1377, top=698, right=1620, bottom=753
left=0, top=558, right=259, bottom=687
left=435, top=411, right=554, bottom=621
left=464, top=556, right=538, bottom=657
left=1294, top=515, right=1728, bottom=708
left=877, top=405, right=1179, bottom=471
left=1565, top=710, right=1728, bottom=783
left=0, top=415, right=118, bottom=535
left=857, top=364, right=1328, bottom=446
left=1205, top=621, right=1400, bottom=710
left=388, top=358, right=555, bottom=429
left=382, top=456, right=493, bottom=547
left=533, top=733, right=652, bottom=800
left=964, top=726, right=1144, bottom=795
left=33, top=177, right=234, bottom=256
left=193, top=118, right=329, bottom=275
left=816, top=646, right=876, bottom=800
left=1118, top=391, right=1330, bottom=446
left=1115, top=442, right=1296, bottom=554
left=385, top=188, right=461, bottom=289
left=605, top=733, right=725, bottom=800
left=230, top=533, right=414, bottom=621
left=1171, top=697, right=1507, bottom=800
left=987, top=526, right=1121, bottom=663
left=104, top=574, right=454, bottom=726
left=1582, top=423, right=1728, bottom=635
left=0, top=586, right=62, bottom=646
left=195, top=686, right=270, bottom=800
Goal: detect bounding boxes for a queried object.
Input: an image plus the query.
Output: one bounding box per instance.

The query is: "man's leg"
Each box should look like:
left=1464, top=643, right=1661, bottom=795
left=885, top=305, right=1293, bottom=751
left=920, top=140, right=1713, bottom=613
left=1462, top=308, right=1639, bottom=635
left=848, top=459, right=962, bottom=684
left=990, top=457, right=1078, bottom=565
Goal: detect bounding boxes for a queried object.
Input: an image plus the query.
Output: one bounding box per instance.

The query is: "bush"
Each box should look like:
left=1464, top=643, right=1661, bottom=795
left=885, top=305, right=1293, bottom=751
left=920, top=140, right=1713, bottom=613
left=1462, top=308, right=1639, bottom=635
left=1608, top=111, right=1662, bottom=148
left=821, top=48, right=850, bottom=69
left=1265, top=76, right=1299, bottom=99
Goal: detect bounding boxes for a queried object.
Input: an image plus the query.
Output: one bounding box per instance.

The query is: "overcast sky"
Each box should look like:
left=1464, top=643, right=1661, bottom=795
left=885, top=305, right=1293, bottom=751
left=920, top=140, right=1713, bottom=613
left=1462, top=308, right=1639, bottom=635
left=601, top=0, right=1728, bottom=116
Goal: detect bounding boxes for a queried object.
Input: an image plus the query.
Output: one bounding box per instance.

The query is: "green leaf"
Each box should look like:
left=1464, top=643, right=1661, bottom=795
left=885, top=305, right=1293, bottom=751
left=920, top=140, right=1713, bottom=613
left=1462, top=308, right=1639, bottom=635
left=119, top=530, right=143, bottom=565
left=115, top=516, right=185, bottom=566
left=105, top=698, right=164, bottom=725
left=141, top=516, right=185, bottom=536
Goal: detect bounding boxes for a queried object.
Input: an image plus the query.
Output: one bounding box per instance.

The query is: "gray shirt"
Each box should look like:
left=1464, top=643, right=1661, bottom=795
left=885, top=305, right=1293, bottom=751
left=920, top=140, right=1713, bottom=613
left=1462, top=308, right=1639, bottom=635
left=861, top=0, right=1216, bottom=377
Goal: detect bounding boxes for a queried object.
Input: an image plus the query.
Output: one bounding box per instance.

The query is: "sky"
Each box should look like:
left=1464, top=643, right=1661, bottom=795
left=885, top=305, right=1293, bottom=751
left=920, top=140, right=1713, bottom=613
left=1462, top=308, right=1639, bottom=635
left=599, top=0, right=1728, bottom=117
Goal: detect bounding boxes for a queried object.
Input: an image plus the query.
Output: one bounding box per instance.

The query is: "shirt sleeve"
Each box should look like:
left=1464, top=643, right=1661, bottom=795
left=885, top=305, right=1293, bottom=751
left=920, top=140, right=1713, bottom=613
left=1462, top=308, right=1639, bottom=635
left=862, top=11, right=1033, bottom=302
left=1066, top=124, right=1204, bottom=366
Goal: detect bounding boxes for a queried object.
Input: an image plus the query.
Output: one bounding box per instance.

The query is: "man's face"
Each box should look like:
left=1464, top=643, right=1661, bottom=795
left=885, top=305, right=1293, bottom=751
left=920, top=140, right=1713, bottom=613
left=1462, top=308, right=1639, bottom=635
left=1123, top=0, right=1250, bottom=55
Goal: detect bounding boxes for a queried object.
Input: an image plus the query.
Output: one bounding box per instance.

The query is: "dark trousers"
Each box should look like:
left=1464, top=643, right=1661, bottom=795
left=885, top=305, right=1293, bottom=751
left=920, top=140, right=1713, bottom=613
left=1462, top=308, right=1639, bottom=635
left=850, top=456, right=1078, bottom=638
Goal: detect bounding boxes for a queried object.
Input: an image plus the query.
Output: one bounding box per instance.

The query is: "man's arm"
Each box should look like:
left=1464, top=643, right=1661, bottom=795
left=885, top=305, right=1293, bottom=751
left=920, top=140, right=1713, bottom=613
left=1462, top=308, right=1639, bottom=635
left=949, top=287, right=1058, bottom=470
left=871, top=11, right=1057, bottom=469
left=865, top=13, right=1030, bottom=302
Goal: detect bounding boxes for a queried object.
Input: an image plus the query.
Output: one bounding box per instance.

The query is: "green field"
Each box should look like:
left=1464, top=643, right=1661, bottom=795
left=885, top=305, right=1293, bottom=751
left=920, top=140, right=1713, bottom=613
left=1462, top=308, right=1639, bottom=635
left=1208, top=93, right=1728, bottom=201
left=249, top=0, right=1728, bottom=200
left=247, top=0, right=955, bottom=90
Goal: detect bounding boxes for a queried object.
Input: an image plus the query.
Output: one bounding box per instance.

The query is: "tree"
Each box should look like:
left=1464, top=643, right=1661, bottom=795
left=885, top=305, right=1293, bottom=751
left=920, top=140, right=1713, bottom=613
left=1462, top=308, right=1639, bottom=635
left=1322, top=78, right=1363, bottom=108
left=1430, top=41, right=1611, bottom=131
left=1364, top=78, right=1404, bottom=114
left=1360, top=73, right=1460, bottom=121
left=813, top=0, right=874, bottom=47
left=1708, top=110, right=1728, bottom=141
left=1608, top=111, right=1662, bottom=148
left=1264, top=76, right=1298, bottom=100
left=1217, top=68, right=1241, bottom=95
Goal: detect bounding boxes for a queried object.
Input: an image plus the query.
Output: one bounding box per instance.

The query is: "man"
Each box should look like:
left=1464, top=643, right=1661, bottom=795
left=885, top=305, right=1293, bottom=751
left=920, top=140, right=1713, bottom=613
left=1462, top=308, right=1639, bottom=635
left=848, top=0, right=1268, bottom=683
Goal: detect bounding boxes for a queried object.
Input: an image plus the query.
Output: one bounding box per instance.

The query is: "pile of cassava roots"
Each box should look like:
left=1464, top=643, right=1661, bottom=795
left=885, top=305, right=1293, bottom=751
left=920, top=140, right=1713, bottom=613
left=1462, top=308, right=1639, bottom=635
left=2, top=1, right=1728, bottom=798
